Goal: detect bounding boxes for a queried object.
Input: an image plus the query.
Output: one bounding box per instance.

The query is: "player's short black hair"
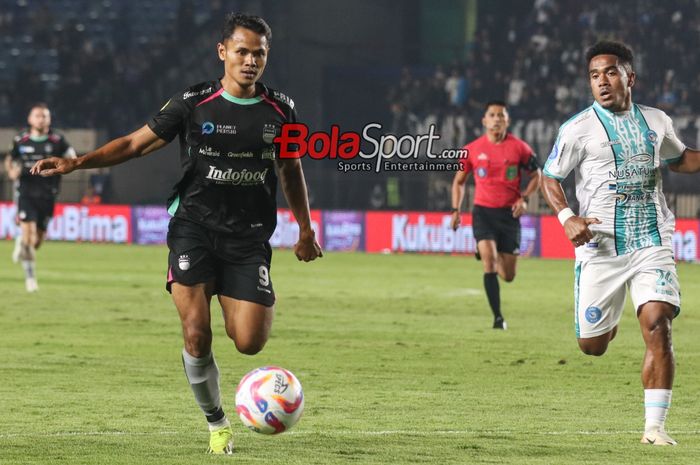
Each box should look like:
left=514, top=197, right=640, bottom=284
left=484, top=100, right=508, bottom=112
left=221, top=13, right=272, bottom=45
left=28, top=102, right=49, bottom=113
left=585, top=40, right=634, bottom=70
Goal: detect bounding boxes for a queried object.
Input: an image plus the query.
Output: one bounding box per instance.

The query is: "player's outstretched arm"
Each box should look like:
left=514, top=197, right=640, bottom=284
left=668, top=148, right=700, bottom=173
left=30, top=124, right=167, bottom=177
left=275, top=157, right=322, bottom=262
left=541, top=176, right=600, bottom=247
left=450, top=169, right=469, bottom=230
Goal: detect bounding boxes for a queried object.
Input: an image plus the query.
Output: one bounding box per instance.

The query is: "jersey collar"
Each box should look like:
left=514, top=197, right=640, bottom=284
left=29, top=134, right=49, bottom=142
left=592, top=100, right=632, bottom=117
left=216, top=79, right=267, bottom=105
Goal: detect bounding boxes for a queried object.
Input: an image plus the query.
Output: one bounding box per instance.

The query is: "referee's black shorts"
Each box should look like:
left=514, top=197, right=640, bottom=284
left=472, top=205, right=521, bottom=255
left=166, top=217, right=275, bottom=306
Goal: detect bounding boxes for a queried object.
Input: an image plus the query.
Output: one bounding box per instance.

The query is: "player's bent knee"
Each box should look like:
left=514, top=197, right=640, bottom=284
left=234, top=336, right=267, bottom=356
left=483, top=261, right=498, bottom=274
left=182, top=326, right=213, bottom=357
left=577, top=339, right=609, bottom=356
left=579, top=344, right=608, bottom=356
left=646, top=316, right=672, bottom=334
left=502, top=272, right=516, bottom=283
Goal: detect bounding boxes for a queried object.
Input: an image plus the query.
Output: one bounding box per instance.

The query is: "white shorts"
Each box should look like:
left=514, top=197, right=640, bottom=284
left=574, top=246, right=680, bottom=339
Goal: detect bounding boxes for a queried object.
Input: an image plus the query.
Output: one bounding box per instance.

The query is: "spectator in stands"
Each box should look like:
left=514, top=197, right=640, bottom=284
left=80, top=185, right=102, bottom=205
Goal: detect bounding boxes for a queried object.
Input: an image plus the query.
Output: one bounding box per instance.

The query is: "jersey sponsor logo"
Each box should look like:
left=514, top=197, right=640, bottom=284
left=205, top=166, right=269, bottom=185
left=183, top=87, right=213, bottom=99
left=19, top=146, right=35, bottom=154
left=600, top=140, right=621, bottom=147
left=202, top=122, right=237, bottom=135
left=198, top=146, right=220, bottom=157
left=272, top=91, right=294, bottom=109
left=261, top=146, right=275, bottom=160
left=608, top=166, right=654, bottom=179
left=262, top=123, right=279, bottom=144
left=226, top=151, right=254, bottom=158
left=584, top=306, right=602, bottom=324
left=573, top=112, right=592, bottom=125
left=613, top=192, right=655, bottom=204
left=628, top=153, right=652, bottom=164
left=202, top=121, right=215, bottom=135
left=215, top=123, right=237, bottom=135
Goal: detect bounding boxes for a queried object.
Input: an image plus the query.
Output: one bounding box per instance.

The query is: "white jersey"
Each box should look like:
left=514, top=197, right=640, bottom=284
left=544, top=101, right=686, bottom=261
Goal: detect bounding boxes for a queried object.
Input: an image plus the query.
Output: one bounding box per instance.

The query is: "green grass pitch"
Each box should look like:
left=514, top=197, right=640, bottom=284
left=0, top=241, right=699, bottom=464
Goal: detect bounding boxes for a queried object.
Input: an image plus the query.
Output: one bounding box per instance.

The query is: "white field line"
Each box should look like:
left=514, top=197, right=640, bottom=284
left=1, top=429, right=700, bottom=439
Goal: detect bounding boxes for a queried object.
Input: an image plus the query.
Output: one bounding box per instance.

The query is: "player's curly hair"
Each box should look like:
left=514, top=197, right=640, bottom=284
left=221, top=13, right=272, bottom=45
left=585, top=40, right=634, bottom=71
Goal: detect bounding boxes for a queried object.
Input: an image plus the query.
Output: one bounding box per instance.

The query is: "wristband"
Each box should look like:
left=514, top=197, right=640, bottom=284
left=558, top=208, right=575, bottom=226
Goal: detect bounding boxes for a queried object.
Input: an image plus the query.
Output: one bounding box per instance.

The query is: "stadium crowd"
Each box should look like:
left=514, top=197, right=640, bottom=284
left=387, top=0, right=700, bottom=138
left=2, top=0, right=698, bottom=138
left=0, top=0, right=229, bottom=135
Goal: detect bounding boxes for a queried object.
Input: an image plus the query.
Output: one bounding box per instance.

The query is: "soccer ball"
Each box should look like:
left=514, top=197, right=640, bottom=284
left=235, top=366, right=305, bottom=434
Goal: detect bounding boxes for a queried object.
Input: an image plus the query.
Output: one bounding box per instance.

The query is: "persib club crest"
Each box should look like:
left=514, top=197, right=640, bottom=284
left=646, top=129, right=658, bottom=143
left=262, top=123, right=279, bottom=144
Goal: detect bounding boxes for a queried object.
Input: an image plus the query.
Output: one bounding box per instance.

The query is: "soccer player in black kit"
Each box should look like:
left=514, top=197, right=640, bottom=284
left=32, top=14, right=322, bottom=454
left=5, top=103, right=76, bottom=292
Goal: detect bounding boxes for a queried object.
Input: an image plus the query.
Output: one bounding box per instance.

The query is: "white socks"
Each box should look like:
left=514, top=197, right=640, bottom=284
left=644, top=389, right=672, bottom=432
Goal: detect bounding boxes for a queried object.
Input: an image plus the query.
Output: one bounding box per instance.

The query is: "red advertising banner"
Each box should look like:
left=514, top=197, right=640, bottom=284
left=365, top=211, right=476, bottom=253
left=270, top=208, right=323, bottom=248
left=540, top=215, right=575, bottom=259
left=0, top=201, right=18, bottom=239
left=1, top=199, right=698, bottom=262
left=672, top=218, right=699, bottom=262
left=0, top=202, right=132, bottom=243
left=47, top=204, right=132, bottom=243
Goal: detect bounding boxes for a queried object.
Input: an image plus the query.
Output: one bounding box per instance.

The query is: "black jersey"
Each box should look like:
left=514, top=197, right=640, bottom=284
left=148, top=80, right=297, bottom=241
left=10, top=131, right=74, bottom=198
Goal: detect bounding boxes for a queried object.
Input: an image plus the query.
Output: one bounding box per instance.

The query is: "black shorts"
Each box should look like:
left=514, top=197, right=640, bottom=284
left=17, top=194, right=55, bottom=231
left=166, top=217, right=275, bottom=306
left=472, top=205, right=521, bottom=255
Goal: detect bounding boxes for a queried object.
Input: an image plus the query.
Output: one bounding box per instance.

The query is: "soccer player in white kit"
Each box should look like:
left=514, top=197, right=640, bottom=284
left=542, top=40, right=700, bottom=446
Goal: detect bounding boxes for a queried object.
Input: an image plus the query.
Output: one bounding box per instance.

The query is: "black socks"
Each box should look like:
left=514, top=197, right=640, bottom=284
left=483, top=272, right=502, bottom=319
